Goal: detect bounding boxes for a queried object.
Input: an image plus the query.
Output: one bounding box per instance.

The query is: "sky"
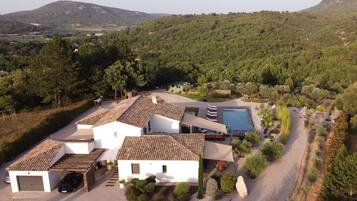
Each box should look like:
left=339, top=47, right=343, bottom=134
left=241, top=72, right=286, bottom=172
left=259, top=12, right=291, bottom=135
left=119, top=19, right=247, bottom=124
left=0, top=0, right=322, bottom=14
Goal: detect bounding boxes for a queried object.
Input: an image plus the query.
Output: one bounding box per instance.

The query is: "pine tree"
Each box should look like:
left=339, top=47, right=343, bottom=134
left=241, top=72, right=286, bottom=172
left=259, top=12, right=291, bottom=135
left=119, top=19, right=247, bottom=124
left=320, top=145, right=357, bottom=201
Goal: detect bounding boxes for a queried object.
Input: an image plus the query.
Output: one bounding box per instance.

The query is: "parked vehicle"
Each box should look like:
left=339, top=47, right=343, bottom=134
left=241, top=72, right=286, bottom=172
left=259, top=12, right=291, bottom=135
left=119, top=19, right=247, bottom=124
left=58, top=172, right=83, bottom=193
left=3, top=172, right=10, bottom=184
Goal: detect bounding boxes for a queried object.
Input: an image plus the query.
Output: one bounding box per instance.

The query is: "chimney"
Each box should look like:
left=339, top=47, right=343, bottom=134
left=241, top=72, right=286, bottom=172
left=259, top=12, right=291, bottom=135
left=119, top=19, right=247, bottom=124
left=152, top=96, right=158, bottom=104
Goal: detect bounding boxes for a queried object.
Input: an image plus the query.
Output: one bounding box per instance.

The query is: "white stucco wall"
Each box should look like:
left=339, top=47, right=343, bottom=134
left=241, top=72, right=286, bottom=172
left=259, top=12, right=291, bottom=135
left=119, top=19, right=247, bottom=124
left=93, top=121, right=143, bottom=150
left=149, top=114, right=180, bottom=133
left=118, top=160, right=198, bottom=183
left=77, top=124, right=93, bottom=129
left=64, top=142, right=94, bottom=154
left=9, top=171, right=63, bottom=192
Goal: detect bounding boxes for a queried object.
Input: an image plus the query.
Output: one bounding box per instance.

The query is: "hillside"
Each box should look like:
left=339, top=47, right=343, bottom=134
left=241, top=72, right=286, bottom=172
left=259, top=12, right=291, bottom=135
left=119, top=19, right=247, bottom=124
left=122, top=10, right=357, bottom=91
left=306, top=0, right=357, bottom=12
left=1, top=1, right=161, bottom=28
left=0, top=20, right=46, bottom=34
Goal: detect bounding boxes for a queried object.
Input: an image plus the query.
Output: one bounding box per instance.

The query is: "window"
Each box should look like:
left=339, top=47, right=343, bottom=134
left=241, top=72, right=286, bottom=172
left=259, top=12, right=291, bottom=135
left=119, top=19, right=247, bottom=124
left=131, top=164, right=140, bottom=174
left=162, top=165, right=167, bottom=174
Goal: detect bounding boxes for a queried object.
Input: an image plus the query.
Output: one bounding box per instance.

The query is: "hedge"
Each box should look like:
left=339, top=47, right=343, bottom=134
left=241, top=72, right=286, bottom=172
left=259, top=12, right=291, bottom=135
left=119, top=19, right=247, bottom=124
left=0, top=100, right=92, bottom=165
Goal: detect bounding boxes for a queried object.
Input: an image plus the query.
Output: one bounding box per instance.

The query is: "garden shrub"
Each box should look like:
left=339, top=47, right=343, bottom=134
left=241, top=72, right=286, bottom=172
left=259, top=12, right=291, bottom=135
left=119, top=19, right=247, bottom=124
left=315, top=123, right=328, bottom=137
left=308, top=167, right=319, bottom=183
left=220, top=173, right=236, bottom=193
left=125, top=176, right=157, bottom=201
left=174, top=182, right=190, bottom=196
left=232, top=139, right=252, bottom=156
left=261, top=142, right=284, bottom=161
left=314, top=157, right=322, bottom=169
left=143, top=182, right=155, bottom=193
left=244, top=154, right=268, bottom=178
left=245, top=131, right=261, bottom=146
left=277, top=105, right=291, bottom=144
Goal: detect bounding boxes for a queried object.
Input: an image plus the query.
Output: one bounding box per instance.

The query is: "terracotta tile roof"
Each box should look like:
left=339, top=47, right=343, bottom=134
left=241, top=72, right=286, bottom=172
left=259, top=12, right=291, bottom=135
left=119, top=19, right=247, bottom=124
left=118, top=96, right=185, bottom=128
left=77, top=95, right=185, bottom=128
left=117, top=134, right=205, bottom=161
left=8, top=139, right=64, bottom=171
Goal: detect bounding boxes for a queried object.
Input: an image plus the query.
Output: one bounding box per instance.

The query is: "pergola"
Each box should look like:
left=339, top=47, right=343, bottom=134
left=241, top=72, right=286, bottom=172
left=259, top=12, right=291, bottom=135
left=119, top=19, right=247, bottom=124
left=181, top=113, right=228, bottom=134
left=51, top=149, right=104, bottom=192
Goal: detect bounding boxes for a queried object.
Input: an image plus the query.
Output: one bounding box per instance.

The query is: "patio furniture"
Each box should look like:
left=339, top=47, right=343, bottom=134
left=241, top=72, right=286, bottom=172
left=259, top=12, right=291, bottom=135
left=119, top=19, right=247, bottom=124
left=207, top=111, right=218, bottom=116
left=208, top=105, right=217, bottom=111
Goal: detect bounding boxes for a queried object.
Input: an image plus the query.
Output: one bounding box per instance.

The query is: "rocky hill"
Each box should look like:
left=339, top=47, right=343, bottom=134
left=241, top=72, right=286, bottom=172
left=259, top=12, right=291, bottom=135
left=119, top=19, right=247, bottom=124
left=0, top=1, right=161, bottom=28
left=306, top=0, right=357, bottom=12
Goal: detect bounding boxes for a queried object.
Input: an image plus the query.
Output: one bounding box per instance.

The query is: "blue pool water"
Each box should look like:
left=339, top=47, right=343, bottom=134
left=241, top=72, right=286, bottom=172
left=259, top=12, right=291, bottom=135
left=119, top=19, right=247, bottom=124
left=221, top=109, right=253, bottom=132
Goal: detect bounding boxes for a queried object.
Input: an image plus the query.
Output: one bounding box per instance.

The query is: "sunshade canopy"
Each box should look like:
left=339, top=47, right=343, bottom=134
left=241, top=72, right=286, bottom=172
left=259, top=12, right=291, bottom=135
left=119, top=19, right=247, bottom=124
left=203, top=141, right=234, bottom=162
left=181, top=113, right=227, bottom=134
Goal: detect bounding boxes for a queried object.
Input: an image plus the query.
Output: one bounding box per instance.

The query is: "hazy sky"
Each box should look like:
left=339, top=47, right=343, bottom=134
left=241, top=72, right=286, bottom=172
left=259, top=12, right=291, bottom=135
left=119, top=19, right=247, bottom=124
left=0, top=0, right=322, bottom=14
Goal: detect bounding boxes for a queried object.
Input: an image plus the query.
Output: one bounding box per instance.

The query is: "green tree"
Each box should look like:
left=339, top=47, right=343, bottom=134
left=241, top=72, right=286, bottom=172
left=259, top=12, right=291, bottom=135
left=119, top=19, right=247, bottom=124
left=320, top=145, right=357, bottom=201
left=337, top=83, right=357, bottom=115
left=105, top=61, right=127, bottom=99
left=29, top=37, right=81, bottom=106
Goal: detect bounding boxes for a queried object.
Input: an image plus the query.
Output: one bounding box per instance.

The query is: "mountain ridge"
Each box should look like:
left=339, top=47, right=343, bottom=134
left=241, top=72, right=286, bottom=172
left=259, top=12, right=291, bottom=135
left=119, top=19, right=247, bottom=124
left=305, top=0, right=357, bottom=12
left=0, top=1, right=163, bottom=28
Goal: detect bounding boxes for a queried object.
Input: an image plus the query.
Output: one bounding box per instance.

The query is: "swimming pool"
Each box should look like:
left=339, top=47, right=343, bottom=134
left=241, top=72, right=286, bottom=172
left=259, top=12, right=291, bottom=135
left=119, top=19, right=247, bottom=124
left=221, top=108, right=254, bottom=132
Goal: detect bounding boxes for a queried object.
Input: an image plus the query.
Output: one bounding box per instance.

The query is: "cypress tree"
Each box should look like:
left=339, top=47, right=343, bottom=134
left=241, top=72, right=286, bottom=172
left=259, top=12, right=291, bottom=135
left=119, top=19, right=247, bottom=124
left=197, top=155, right=204, bottom=199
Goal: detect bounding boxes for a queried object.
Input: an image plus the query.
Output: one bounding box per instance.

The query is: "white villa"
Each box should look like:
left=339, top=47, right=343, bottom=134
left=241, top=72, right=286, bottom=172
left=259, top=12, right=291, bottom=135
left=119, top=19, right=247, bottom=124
left=8, top=95, right=232, bottom=193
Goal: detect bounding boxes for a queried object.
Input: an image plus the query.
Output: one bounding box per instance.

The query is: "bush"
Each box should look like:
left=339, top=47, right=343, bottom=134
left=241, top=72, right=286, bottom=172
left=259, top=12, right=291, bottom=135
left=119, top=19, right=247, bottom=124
left=143, top=182, right=155, bottom=193
left=308, top=168, right=319, bottom=183
left=261, top=142, right=284, bottom=161
left=314, top=157, right=322, bottom=169
left=245, top=131, right=261, bottom=146
left=206, top=178, right=218, bottom=196
left=232, top=139, right=252, bottom=156
left=125, top=176, right=157, bottom=201
left=315, top=123, right=328, bottom=137
left=0, top=100, right=92, bottom=165
left=125, top=185, right=141, bottom=201
left=174, top=182, right=190, bottom=196
left=244, top=154, right=268, bottom=178
left=220, top=173, right=236, bottom=193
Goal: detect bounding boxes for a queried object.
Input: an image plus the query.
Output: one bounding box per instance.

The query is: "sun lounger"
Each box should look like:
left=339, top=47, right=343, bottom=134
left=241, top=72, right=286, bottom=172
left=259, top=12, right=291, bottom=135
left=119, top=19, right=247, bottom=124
left=208, top=105, right=217, bottom=111
left=206, top=112, right=217, bottom=117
